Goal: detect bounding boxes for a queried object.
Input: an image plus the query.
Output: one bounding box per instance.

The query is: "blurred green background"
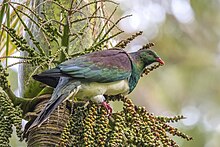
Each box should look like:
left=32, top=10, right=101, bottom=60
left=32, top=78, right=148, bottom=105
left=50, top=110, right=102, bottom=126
left=115, top=0, right=220, bottom=147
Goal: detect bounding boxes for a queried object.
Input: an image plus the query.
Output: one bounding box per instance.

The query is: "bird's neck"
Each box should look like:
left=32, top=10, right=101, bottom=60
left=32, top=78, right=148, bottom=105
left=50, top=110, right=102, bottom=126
left=129, top=52, right=146, bottom=73
left=128, top=63, right=141, bottom=93
left=127, top=53, right=145, bottom=93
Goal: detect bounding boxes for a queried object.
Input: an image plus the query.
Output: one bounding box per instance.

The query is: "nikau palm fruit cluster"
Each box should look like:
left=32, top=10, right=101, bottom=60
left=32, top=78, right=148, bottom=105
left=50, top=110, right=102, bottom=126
left=60, top=96, right=192, bottom=146
left=0, top=90, right=22, bottom=146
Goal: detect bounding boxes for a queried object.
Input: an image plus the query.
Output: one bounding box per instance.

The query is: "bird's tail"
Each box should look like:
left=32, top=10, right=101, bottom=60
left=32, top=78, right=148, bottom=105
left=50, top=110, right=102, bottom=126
left=27, top=78, right=80, bottom=132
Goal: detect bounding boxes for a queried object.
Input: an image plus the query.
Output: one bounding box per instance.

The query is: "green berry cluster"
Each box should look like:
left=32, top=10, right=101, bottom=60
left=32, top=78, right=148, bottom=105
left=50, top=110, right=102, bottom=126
left=93, top=106, right=109, bottom=146
left=61, top=103, right=87, bottom=146
left=0, top=112, right=12, bottom=147
left=0, top=90, right=23, bottom=146
left=83, top=104, right=97, bottom=146
left=0, top=64, right=9, bottom=90
left=3, top=27, right=51, bottom=67
left=3, top=27, right=38, bottom=57
left=59, top=96, right=192, bottom=146
left=108, top=112, right=126, bottom=146
left=41, top=21, right=59, bottom=42
left=140, top=42, right=155, bottom=50
left=116, top=31, right=143, bottom=48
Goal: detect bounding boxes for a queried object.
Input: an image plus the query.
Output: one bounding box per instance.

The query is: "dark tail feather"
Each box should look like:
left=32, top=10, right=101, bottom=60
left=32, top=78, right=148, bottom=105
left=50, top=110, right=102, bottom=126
left=32, top=68, right=70, bottom=88
left=27, top=93, right=69, bottom=132
left=26, top=78, right=80, bottom=132
left=33, top=75, right=60, bottom=88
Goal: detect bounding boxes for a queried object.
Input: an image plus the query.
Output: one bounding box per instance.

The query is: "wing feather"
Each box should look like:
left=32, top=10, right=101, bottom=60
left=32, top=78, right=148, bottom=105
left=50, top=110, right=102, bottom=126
left=34, top=49, right=132, bottom=86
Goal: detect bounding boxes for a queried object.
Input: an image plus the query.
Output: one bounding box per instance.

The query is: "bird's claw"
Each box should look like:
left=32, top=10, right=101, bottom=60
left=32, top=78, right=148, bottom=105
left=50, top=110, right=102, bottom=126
left=101, top=101, right=112, bottom=116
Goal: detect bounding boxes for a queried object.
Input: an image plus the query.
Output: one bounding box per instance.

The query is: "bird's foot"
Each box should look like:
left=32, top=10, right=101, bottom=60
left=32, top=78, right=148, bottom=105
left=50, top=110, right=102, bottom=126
left=101, top=101, right=112, bottom=116
left=91, top=95, right=112, bottom=116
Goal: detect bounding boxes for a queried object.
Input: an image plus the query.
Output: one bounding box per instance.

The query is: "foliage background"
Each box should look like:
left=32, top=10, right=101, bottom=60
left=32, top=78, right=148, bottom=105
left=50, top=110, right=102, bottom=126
left=4, top=0, right=220, bottom=146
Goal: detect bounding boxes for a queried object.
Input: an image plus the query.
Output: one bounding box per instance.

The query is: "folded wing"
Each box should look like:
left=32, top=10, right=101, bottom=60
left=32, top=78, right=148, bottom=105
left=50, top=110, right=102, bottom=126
left=33, top=49, right=132, bottom=87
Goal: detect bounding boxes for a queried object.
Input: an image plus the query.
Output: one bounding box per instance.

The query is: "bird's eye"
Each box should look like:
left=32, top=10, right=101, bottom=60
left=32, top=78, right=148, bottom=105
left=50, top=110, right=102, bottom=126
left=149, top=52, right=153, bottom=56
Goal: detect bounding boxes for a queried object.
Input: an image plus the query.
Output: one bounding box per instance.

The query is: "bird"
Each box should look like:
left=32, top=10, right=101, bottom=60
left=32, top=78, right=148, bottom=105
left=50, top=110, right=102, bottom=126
left=28, top=47, right=164, bottom=130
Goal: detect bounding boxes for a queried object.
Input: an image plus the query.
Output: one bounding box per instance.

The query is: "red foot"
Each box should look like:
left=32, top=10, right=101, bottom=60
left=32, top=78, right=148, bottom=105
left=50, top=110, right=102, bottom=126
left=101, top=101, right=112, bottom=116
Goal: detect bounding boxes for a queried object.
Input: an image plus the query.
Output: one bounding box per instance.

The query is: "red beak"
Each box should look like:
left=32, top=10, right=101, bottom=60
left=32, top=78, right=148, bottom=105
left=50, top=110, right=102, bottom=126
left=156, top=58, right=165, bottom=65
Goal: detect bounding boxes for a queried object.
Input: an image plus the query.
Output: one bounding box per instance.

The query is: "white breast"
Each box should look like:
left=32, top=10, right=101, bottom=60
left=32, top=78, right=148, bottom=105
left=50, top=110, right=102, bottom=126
left=75, top=80, right=129, bottom=99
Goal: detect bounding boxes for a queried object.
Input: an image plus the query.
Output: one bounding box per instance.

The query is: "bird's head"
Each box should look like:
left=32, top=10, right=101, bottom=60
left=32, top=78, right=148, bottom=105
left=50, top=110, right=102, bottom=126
left=139, top=49, right=165, bottom=66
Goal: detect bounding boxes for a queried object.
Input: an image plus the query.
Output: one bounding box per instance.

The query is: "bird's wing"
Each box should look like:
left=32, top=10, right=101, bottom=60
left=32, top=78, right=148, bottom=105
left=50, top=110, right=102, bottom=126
left=33, top=49, right=132, bottom=87
left=58, top=49, right=132, bottom=83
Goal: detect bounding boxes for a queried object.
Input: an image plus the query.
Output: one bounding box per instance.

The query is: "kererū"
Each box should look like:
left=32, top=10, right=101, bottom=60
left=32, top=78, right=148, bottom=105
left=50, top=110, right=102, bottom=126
left=28, top=48, right=164, bottom=130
